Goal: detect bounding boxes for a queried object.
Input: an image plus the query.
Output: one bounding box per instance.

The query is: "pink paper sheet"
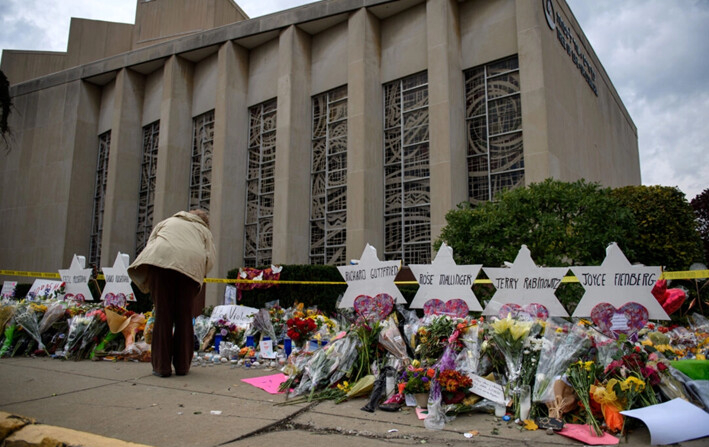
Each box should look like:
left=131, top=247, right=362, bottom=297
left=241, top=373, right=289, bottom=394
left=557, top=424, right=619, bottom=445
left=416, top=407, right=428, bottom=420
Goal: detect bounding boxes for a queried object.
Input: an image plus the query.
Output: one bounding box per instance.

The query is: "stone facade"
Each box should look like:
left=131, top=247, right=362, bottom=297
left=0, top=0, right=639, bottom=307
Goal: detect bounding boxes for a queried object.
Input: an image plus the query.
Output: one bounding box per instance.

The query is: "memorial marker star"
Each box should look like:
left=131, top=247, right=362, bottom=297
left=409, top=243, right=482, bottom=311
left=58, top=254, right=94, bottom=302
left=100, top=252, right=135, bottom=304
left=571, top=242, right=668, bottom=320
left=482, top=245, right=569, bottom=316
left=337, top=244, right=406, bottom=308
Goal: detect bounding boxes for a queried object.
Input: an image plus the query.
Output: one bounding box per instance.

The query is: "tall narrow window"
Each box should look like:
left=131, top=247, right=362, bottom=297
left=383, top=72, right=431, bottom=265
left=464, top=56, right=524, bottom=204
left=310, top=86, right=348, bottom=266
left=89, top=131, right=111, bottom=269
left=244, top=99, right=277, bottom=267
left=190, top=110, right=214, bottom=211
left=136, top=121, right=159, bottom=255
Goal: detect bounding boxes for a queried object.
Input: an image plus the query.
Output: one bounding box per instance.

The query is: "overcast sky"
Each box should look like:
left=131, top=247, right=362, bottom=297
left=0, top=0, right=706, bottom=200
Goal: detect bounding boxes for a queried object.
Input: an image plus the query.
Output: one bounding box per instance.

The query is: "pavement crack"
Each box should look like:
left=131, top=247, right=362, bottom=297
left=215, top=401, right=318, bottom=446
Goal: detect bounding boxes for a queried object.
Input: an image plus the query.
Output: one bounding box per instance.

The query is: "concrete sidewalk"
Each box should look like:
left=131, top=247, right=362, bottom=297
left=0, top=357, right=706, bottom=447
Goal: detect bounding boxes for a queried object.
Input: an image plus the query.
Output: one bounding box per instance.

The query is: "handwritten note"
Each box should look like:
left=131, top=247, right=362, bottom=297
left=469, top=374, right=507, bottom=405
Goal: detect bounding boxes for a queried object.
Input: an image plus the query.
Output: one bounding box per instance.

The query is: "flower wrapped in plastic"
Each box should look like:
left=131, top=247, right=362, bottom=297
left=195, top=316, right=215, bottom=352
left=488, top=314, right=534, bottom=386
left=533, top=318, right=591, bottom=403
left=14, top=302, right=47, bottom=354
left=455, top=322, right=481, bottom=377
left=251, top=308, right=278, bottom=343
left=291, top=347, right=334, bottom=399
left=38, top=301, right=66, bottom=335
left=64, top=314, right=93, bottom=358
left=327, top=334, right=361, bottom=386
left=378, top=316, right=409, bottom=364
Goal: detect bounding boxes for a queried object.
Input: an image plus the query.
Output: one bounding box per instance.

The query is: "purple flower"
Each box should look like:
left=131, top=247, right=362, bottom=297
left=220, top=328, right=228, bottom=336
left=422, top=377, right=429, bottom=383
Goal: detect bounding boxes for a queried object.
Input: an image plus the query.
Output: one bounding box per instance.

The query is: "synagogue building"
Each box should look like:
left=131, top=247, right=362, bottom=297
left=0, top=0, right=639, bottom=305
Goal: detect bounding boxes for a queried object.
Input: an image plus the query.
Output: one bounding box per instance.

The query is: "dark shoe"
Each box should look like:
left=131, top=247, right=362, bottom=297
left=175, top=371, right=188, bottom=376
left=152, top=370, right=171, bottom=377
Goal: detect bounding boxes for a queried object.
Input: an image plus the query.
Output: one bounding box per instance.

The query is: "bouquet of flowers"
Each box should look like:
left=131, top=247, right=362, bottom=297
left=437, top=368, right=472, bottom=404
left=194, top=315, right=212, bottom=351
left=286, top=317, right=317, bottom=346
left=64, top=314, right=93, bottom=358
left=398, top=363, right=436, bottom=395
left=488, top=314, right=534, bottom=386
left=251, top=309, right=277, bottom=343
left=214, top=318, right=245, bottom=345
left=378, top=316, right=408, bottom=363
left=14, top=302, right=47, bottom=354
left=38, top=300, right=66, bottom=335
left=566, top=360, right=603, bottom=436
left=415, top=315, right=457, bottom=364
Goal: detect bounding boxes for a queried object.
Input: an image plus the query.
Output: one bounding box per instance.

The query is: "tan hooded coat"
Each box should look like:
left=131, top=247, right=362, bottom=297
left=128, top=211, right=216, bottom=293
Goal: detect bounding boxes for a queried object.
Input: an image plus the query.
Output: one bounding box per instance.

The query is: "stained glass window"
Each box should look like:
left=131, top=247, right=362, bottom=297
left=310, top=86, right=348, bottom=265
left=244, top=99, right=277, bottom=267
left=383, top=72, right=431, bottom=265
left=465, top=56, right=524, bottom=204
left=190, top=110, right=214, bottom=212
left=135, top=121, right=159, bottom=255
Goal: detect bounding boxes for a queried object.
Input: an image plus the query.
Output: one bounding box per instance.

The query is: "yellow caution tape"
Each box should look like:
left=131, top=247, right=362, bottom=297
left=2, top=269, right=708, bottom=285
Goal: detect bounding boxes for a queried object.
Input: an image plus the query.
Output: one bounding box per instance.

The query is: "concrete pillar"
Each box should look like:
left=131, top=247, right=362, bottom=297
left=208, top=41, right=250, bottom=306
left=63, top=81, right=102, bottom=262
left=346, top=9, right=384, bottom=261
left=272, top=26, right=311, bottom=264
left=426, top=0, right=467, bottom=246
left=515, top=0, right=551, bottom=183
left=154, top=55, right=194, bottom=221
left=101, top=68, right=144, bottom=265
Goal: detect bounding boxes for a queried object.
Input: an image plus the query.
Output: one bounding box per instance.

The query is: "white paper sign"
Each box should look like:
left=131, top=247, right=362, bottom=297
left=409, top=243, right=483, bottom=311
left=210, top=304, right=258, bottom=327
left=482, top=245, right=569, bottom=316
left=1, top=281, right=17, bottom=299
left=26, top=279, right=64, bottom=301
left=469, top=374, right=509, bottom=405
left=571, top=243, right=668, bottom=320
left=621, top=398, right=709, bottom=445
left=58, top=255, right=94, bottom=302
left=337, top=244, right=406, bottom=308
left=100, top=252, right=135, bottom=304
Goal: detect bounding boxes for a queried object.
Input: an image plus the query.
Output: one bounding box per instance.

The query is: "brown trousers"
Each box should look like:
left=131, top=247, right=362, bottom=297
left=149, top=267, right=200, bottom=375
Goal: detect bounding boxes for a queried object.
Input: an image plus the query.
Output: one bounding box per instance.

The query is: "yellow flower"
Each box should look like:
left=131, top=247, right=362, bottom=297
left=491, top=315, right=514, bottom=335
left=337, top=381, right=351, bottom=392
left=621, top=376, right=645, bottom=393
left=411, top=359, right=421, bottom=368
left=697, top=354, right=706, bottom=361
left=583, top=361, right=594, bottom=371
left=641, top=339, right=653, bottom=346
left=509, top=321, right=532, bottom=340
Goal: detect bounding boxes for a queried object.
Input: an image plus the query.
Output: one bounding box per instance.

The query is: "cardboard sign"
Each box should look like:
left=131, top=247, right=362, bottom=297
left=409, top=243, right=482, bottom=312
left=1, top=281, right=17, bottom=299
left=58, top=255, right=94, bottom=302
left=469, top=374, right=508, bottom=405
left=26, top=279, right=64, bottom=301
left=100, top=252, right=135, bottom=303
left=482, top=245, right=569, bottom=317
left=571, top=243, right=668, bottom=320
left=209, top=304, right=258, bottom=327
left=337, top=244, right=406, bottom=308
